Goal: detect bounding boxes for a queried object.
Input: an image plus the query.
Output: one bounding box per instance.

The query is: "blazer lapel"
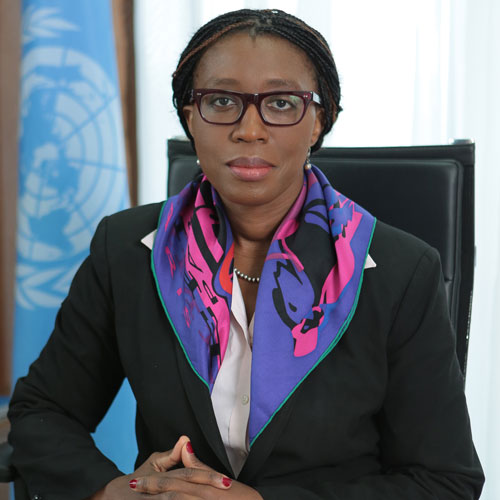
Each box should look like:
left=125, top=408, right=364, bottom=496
left=237, top=388, right=298, bottom=483
left=174, top=341, right=233, bottom=476
left=143, top=231, right=232, bottom=475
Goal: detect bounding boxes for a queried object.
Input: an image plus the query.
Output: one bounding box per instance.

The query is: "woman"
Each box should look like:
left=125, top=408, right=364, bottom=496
left=8, top=9, right=484, bottom=500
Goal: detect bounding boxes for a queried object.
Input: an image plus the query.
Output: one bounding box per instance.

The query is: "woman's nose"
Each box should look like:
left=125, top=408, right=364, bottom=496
left=230, top=104, right=269, bottom=143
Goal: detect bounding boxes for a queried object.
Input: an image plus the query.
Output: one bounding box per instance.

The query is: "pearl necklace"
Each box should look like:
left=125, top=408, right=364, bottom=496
left=234, top=267, right=260, bottom=283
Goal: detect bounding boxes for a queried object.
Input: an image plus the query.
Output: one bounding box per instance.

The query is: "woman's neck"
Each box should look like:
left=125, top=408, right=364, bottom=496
left=223, top=189, right=296, bottom=244
left=227, top=205, right=277, bottom=323
left=225, top=202, right=284, bottom=258
left=223, top=198, right=295, bottom=322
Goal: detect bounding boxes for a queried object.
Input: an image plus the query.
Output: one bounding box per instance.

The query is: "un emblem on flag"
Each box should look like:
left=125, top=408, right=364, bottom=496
left=16, top=45, right=128, bottom=310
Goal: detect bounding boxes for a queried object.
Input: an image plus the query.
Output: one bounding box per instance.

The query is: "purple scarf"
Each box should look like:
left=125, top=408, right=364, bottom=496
left=152, top=166, right=376, bottom=445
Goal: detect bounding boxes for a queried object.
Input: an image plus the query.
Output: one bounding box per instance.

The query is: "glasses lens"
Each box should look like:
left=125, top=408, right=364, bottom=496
left=200, top=92, right=243, bottom=124
left=261, top=94, right=305, bottom=125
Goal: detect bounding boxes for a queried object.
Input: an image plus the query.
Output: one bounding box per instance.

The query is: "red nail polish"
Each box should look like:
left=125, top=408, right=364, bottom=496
left=186, top=441, right=194, bottom=454
left=129, top=479, right=137, bottom=489
left=222, top=477, right=232, bottom=487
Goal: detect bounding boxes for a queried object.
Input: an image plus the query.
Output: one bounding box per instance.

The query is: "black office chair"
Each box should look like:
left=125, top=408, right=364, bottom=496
left=167, top=138, right=475, bottom=376
left=0, top=139, right=475, bottom=498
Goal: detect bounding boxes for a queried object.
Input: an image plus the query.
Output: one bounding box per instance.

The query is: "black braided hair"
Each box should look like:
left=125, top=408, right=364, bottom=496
left=172, top=9, right=342, bottom=152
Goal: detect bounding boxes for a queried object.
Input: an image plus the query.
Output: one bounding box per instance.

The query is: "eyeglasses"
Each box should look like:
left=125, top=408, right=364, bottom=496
left=190, top=89, right=322, bottom=126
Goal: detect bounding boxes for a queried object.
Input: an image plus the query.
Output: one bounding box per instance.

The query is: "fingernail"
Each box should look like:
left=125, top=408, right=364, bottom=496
left=129, top=479, right=137, bottom=489
left=186, top=441, right=194, bottom=454
left=222, top=477, right=232, bottom=487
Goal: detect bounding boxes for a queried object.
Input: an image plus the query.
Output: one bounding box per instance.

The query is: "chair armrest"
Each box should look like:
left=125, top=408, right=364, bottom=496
left=0, top=440, right=15, bottom=482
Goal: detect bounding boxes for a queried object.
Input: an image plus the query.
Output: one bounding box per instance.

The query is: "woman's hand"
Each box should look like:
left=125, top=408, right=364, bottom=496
left=88, top=436, right=234, bottom=499
left=131, top=439, right=263, bottom=499
left=88, top=436, right=262, bottom=499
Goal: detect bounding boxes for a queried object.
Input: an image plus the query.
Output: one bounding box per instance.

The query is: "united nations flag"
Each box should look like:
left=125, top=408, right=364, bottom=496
left=14, top=0, right=136, bottom=472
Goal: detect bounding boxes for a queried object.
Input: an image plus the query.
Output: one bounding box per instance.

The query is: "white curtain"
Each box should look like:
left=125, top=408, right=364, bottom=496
left=135, top=1, right=500, bottom=497
left=450, top=2, right=500, bottom=500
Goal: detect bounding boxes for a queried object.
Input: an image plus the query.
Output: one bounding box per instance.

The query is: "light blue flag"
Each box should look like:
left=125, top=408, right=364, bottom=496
left=14, top=0, right=137, bottom=474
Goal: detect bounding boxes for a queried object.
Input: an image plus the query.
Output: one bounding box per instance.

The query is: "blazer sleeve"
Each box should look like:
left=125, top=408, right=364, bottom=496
left=255, top=248, right=484, bottom=499
left=8, top=216, right=126, bottom=500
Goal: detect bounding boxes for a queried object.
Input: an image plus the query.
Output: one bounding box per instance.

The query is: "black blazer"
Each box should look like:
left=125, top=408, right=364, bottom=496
left=8, top=202, right=484, bottom=500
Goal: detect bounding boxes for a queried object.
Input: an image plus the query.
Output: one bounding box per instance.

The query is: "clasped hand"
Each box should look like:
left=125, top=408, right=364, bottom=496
left=90, top=436, right=263, bottom=499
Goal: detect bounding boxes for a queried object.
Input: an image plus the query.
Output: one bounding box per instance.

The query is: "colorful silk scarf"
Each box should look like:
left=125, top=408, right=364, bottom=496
left=152, top=165, right=376, bottom=446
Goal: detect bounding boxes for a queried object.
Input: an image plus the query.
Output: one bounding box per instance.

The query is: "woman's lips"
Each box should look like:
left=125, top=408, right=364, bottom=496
left=227, top=157, right=274, bottom=181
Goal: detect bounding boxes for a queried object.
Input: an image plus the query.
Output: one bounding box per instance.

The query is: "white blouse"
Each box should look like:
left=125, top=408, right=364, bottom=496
left=211, top=272, right=253, bottom=477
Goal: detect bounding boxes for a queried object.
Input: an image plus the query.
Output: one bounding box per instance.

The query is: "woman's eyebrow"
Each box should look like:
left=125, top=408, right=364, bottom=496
left=264, top=78, right=301, bottom=88
left=202, top=77, right=301, bottom=89
left=203, top=77, right=240, bottom=87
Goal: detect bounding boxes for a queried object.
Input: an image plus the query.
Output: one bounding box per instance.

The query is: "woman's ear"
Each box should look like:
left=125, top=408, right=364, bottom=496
left=310, top=108, right=324, bottom=147
left=183, top=105, right=195, bottom=136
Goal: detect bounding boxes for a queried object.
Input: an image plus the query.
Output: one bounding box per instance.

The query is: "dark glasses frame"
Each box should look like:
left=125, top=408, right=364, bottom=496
left=190, top=88, right=322, bottom=126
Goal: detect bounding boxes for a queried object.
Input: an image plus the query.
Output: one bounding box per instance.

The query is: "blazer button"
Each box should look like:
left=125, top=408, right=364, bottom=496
left=32, top=495, right=43, bottom=500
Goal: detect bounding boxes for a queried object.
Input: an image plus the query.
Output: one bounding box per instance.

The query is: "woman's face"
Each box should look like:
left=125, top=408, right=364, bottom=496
left=183, top=32, right=324, bottom=212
